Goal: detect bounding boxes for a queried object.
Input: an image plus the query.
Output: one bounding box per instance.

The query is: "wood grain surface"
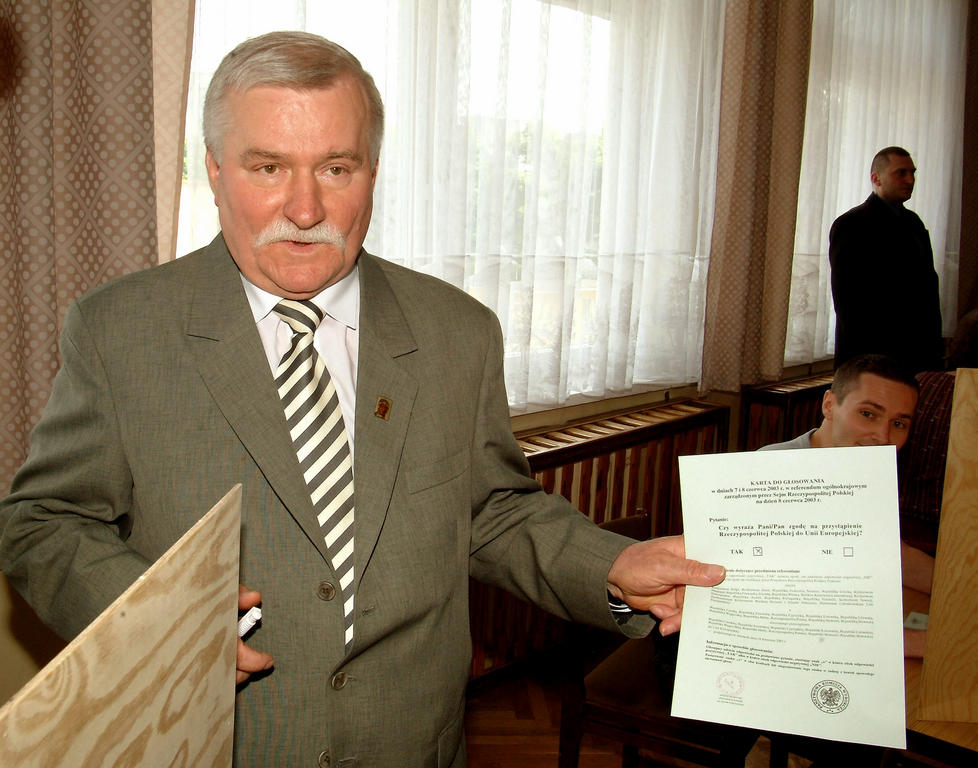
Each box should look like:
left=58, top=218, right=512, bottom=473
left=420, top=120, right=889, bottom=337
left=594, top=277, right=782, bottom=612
left=903, top=588, right=978, bottom=752
left=0, top=485, right=242, bottom=766
left=919, top=369, right=978, bottom=723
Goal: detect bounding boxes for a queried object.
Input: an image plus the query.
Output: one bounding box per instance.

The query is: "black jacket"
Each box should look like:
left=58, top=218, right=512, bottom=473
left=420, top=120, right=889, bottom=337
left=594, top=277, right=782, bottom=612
left=829, top=193, right=943, bottom=372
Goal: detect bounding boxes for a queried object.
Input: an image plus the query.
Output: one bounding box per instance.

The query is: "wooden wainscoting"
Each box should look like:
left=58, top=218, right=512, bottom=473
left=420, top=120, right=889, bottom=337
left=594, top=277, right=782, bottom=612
left=469, top=399, right=730, bottom=679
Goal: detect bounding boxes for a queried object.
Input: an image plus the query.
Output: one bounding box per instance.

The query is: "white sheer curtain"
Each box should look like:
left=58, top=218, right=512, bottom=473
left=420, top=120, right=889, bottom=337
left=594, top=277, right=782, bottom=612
left=177, top=0, right=724, bottom=412
left=785, top=0, right=968, bottom=365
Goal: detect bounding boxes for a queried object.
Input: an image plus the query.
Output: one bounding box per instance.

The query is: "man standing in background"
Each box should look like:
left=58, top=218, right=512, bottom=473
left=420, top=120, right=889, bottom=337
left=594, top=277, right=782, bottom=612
left=829, top=146, right=943, bottom=374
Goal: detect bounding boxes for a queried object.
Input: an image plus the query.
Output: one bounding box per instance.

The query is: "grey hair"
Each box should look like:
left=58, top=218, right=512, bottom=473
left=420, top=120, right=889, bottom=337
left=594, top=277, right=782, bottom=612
left=203, top=31, right=385, bottom=166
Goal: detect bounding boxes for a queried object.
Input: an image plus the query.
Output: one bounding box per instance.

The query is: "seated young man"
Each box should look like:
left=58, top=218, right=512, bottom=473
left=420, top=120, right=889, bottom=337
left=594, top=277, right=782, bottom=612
left=759, top=353, right=933, bottom=657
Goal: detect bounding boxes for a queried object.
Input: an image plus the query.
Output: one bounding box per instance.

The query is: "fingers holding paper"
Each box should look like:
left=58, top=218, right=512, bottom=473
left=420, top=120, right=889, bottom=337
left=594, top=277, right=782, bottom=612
left=606, top=535, right=726, bottom=635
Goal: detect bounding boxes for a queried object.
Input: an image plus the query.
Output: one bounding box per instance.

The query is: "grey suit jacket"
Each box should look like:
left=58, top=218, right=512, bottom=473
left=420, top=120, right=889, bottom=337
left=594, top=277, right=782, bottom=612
left=0, top=236, right=647, bottom=767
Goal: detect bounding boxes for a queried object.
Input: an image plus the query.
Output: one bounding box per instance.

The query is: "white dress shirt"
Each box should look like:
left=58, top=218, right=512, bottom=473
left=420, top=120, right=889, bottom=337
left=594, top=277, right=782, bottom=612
left=240, top=266, right=360, bottom=455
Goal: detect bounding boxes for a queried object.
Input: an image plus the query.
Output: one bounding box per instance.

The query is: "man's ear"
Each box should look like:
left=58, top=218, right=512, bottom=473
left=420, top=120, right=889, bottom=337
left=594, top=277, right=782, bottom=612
left=870, top=170, right=880, bottom=192
left=204, top=149, right=221, bottom=188
left=822, top=389, right=836, bottom=422
left=204, top=148, right=221, bottom=203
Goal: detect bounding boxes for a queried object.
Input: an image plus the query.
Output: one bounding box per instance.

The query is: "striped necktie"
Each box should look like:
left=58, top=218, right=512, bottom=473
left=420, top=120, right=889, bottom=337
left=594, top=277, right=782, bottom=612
left=273, top=299, right=356, bottom=649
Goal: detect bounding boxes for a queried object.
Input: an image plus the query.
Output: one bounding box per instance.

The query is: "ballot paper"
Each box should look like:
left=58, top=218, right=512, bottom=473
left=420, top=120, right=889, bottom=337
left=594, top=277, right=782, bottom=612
left=673, top=446, right=906, bottom=749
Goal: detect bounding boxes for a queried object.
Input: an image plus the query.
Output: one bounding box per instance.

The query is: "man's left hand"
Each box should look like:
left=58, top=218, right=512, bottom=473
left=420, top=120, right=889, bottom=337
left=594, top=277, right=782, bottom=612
left=606, top=535, right=725, bottom=635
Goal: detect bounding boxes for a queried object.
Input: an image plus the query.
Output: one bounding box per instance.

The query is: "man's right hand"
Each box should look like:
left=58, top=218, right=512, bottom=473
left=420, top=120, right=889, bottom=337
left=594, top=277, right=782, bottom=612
left=237, top=585, right=274, bottom=685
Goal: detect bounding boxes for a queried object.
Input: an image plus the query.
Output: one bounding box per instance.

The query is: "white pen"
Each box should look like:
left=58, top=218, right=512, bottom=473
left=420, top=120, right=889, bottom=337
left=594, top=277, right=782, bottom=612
left=237, top=606, right=262, bottom=638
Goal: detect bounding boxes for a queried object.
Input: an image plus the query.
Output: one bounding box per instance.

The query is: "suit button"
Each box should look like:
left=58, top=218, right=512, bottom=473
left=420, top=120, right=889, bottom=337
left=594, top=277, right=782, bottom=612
left=318, top=749, right=330, bottom=767
left=316, top=581, right=336, bottom=601
left=331, top=672, right=348, bottom=690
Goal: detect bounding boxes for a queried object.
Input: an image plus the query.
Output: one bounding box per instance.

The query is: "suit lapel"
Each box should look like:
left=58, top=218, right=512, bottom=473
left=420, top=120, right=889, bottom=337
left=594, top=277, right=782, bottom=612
left=184, top=238, right=332, bottom=563
left=353, top=253, right=418, bottom=586
left=180, top=242, right=421, bottom=581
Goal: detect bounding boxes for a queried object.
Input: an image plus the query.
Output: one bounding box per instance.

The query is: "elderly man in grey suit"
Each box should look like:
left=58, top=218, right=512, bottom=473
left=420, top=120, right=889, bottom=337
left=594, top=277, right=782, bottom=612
left=0, top=32, right=724, bottom=767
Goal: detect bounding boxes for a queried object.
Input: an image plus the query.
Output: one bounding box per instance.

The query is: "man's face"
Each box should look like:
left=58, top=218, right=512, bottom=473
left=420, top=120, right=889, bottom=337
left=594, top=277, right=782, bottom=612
left=205, top=78, right=377, bottom=299
left=872, top=154, right=916, bottom=205
left=822, top=373, right=918, bottom=451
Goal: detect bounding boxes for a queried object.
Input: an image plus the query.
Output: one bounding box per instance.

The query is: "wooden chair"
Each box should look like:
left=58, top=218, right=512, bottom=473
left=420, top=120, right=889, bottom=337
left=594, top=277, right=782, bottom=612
left=557, top=512, right=759, bottom=768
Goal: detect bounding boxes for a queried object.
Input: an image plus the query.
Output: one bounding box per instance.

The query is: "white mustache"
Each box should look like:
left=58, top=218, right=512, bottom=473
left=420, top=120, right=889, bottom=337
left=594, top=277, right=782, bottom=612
left=254, top=220, right=346, bottom=249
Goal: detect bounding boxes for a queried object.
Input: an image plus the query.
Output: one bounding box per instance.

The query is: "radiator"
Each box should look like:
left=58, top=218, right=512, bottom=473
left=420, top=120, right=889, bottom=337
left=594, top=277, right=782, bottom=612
left=738, top=373, right=833, bottom=451
left=469, top=398, right=730, bottom=678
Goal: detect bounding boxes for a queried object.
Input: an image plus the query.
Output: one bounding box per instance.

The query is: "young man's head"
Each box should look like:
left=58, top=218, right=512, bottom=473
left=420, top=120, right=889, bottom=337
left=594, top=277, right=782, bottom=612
left=812, top=354, right=919, bottom=450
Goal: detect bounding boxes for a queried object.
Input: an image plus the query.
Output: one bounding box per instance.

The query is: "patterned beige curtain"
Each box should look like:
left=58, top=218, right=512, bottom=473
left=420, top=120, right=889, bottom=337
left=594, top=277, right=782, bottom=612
left=700, top=0, right=813, bottom=393
left=0, top=0, right=195, bottom=705
left=0, top=0, right=193, bottom=493
left=153, top=1, right=195, bottom=265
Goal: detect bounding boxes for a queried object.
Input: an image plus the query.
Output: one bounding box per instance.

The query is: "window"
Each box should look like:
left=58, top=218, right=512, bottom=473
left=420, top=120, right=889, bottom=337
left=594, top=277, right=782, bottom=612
left=785, top=0, right=967, bottom=364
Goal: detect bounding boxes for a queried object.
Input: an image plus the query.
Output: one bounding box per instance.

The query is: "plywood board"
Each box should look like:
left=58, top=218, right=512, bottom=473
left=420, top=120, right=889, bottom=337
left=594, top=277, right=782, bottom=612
left=920, top=369, right=978, bottom=722
left=0, top=485, right=242, bottom=766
